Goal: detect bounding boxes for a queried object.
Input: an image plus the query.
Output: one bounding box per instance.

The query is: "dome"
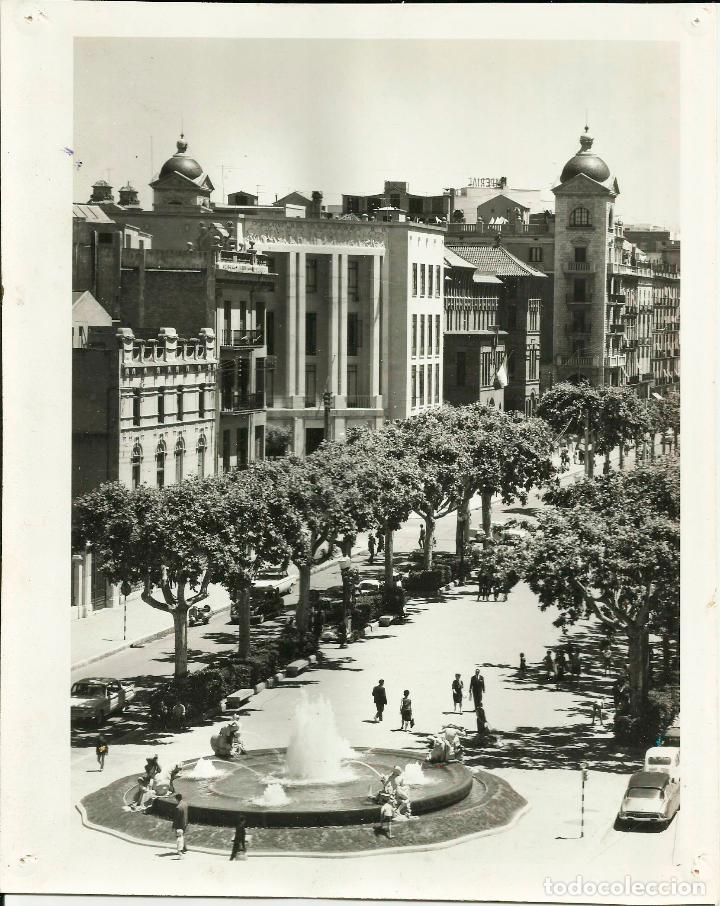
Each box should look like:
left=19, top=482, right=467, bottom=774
left=159, top=136, right=204, bottom=181
left=560, top=128, right=611, bottom=184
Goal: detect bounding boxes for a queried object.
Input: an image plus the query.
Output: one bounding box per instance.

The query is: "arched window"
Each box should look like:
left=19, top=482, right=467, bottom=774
left=174, top=436, right=185, bottom=484
left=155, top=440, right=167, bottom=488
left=569, top=206, right=591, bottom=227
left=197, top=434, right=207, bottom=478
left=131, top=442, right=143, bottom=489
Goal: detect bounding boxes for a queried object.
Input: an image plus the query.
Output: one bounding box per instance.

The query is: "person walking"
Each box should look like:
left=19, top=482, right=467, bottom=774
left=95, top=735, right=108, bottom=772
left=368, top=532, right=376, bottom=564
left=543, top=650, right=555, bottom=683
left=600, top=643, right=612, bottom=676
left=372, top=679, right=388, bottom=722
left=451, top=674, right=464, bottom=714
left=229, top=816, right=247, bottom=860
left=400, top=690, right=413, bottom=731
left=418, top=525, right=426, bottom=550
left=172, top=793, right=189, bottom=858
left=555, top=650, right=566, bottom=688
left=468, top=668, right=485, bottom=710
left=376, top=528, right=385, bottom=554
left=172, top=701, right=187, bottom=731
left=570, top=649, right=581, bottom=684
left=519, top=653, right=527, bottom=675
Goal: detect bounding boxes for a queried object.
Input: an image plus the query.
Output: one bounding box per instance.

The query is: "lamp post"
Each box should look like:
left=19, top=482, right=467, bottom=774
left=120, top=580, right=132, bottom=642
left=580, top=761, right=589, bottom=838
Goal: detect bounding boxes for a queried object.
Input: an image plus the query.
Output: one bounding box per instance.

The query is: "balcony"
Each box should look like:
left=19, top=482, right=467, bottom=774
left=564, top=261, right=595, bottom=274
left=216, top=249, right=270, bottom=275
left=605, top=354, right=626, bottom=369
left=346, top=395, right=380, bottom=409
left=220, top=391, right=265, bottom=413
left=565, top=293, right=594, bottom=305
left=221, top=329, right=264, bottom=348
left=607, top=322, right=625, bottom=335
left=557, top=354, right=600, bottom=368
left=608, top=294, right=626, bottom=306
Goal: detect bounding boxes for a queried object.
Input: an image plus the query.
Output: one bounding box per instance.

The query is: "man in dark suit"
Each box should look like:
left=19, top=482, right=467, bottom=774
left=372, top=679, right=388, bottom=722
left=468, top=669, right=485, bottom=710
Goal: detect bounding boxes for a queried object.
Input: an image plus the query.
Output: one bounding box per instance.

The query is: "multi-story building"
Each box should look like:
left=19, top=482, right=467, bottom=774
left=623, top=224, right=681, bottom=271
left=442, top=247, right=507, bottom=409
left=342, top=180, right=454, bottom=222
left=445, top=241, right=544, bottom=415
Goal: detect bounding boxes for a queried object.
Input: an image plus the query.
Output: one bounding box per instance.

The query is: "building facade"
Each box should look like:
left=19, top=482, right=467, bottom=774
left=342, top=180, right=453, bottom=222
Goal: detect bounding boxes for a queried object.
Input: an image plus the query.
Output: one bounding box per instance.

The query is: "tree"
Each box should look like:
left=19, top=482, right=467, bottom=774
left=345, top=424, right=425, bottom=587
left=523, top=461, right=679, bottom=717
left=649, top=391, right=680, bottom=454
left=393, top=408, right=469, bottom=568
left=72, top=479, right=223, bottom=678
left=452, top=406, right=556, bottom=555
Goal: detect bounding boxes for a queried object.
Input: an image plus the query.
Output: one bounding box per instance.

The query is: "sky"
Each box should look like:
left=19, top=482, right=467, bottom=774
left=74, top=38, right=680, bottom=231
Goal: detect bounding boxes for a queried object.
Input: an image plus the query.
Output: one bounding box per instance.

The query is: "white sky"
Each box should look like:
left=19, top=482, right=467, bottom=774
left=74, top=38, right=680, bottom=231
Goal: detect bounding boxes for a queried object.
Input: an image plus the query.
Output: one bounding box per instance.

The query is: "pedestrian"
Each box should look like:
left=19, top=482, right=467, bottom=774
left=452, top=674, right=464, bottom=714
left=172, top=701, right=187, bottom=731
left=418, top=525, right=426, bottom=549
left=372, top=679, right=388, bottom=723
left=378, top=794, right=395, bottom=838
left=400, top=690, right=413, bottom=731
left=312, top=606, right=325, bottom=641
left=475, top=703, right=489, bottom=737
left=570, top=650, right=581, bottom=683
left=476, top=568, right=488, bottom=601
left=229, top=816, right=247, bottom=860
left=519, top=653, right=527, bottom=675
left=555, top=651, right=566, bottom=687
left=368, top=532, right=376, bottom=564
left=601, top=645, right=612, bottom=677
left=543, top=650, right=555, bottom=683
left=376, top=529, right=385, bottom=554
left=95, top=734, right=108, bottom=772
left=590, top=701, right=604, bottom=726
left=468, top=668, right=485, bottom=710
left=172, top=793, right=189, bottom=857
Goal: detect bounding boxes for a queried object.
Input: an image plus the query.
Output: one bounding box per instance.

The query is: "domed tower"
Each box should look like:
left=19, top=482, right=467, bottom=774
left=150, top=135, right=214, bottom=211
left=118, top=181, right=141, bottom=208
left=551, top=127, right=621, bottom=388
left=88, top=179, right=115, bottom=205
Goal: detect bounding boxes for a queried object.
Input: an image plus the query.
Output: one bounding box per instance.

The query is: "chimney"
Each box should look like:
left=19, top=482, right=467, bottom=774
left=311, top=191, right=323, bottom=219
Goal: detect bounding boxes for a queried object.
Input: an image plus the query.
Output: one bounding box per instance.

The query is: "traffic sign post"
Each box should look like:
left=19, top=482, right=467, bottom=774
left=580, top=762, right=588, bottom=838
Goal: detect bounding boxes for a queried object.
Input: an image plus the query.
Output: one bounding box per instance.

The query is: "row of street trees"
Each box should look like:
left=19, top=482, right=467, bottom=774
left=72, top=403, right=558, bottom=678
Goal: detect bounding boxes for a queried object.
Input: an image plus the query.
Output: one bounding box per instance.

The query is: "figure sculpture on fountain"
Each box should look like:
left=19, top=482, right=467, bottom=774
left=211, top=721, right=246, bottom=758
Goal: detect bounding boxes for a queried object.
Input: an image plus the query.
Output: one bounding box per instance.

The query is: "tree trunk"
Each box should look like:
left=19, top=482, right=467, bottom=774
left=627, top=627, right=649, bottom=718
left=650, top=432, right=656, bottom=461
left=481, top=491, right=493, bottom=547
left=423, top=515, right=435, bottom=569
left=618, top=443, right=625, bottom=470
left=172, top=608, right=189, bottom=678
left=456, top=495, right=471, bottom=558
left=384, top=523, right=394, bottom=588
left=236, top=587, right=252, bottom=660
left=296, top=563, right=312, bottom=633
left=603, top=451, right=611, bottom=475
left=587, top=433, right=595, bottom=478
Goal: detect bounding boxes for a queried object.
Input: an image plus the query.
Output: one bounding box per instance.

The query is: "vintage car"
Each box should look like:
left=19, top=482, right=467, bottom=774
left=188, top=604, right=212, bottom=627
left=644, top=746, right=680, bottom=782
left=663, top=716, right=680, bottom=747
left=71, top=677, right=135, bottom=726
left=356, top=578, right=381, bottom=596
left=616, top=770, right=680, bottom=828
left=250, top=567, right=296, bottom=601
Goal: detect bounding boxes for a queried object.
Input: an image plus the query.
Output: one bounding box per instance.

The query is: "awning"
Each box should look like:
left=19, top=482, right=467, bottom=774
left=473, top=272, right=503, bottom=285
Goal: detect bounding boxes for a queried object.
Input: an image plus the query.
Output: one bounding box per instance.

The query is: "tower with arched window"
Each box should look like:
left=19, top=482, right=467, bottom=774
left=551, top=128, right=621, bottom=388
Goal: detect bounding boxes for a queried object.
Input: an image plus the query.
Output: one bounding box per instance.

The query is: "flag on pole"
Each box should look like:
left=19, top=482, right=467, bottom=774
left=493, top=356, right=509, bottom=389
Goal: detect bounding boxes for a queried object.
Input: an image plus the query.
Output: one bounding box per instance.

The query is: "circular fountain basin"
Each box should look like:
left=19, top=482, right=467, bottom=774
left=154, top=747, right=473, bottom=827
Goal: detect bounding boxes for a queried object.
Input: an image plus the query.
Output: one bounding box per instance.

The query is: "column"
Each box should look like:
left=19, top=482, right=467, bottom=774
left=337, top=253, right=348, bottom=405
left=72, top=554, right=84, bottom=619
left=82, top=549, right=93, bottom=618
left=294, top=251, right=307, bottom=407
left=285, top=252, right=297, bottom=399
left=328, top=253, right=339, bottom=395
left=369, top=254, right=382, bottom=406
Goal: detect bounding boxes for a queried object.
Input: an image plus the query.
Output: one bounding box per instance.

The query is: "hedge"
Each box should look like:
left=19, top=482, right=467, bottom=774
left=404, top=565, right=453, bottom=593
left=613, top=687, right=678, bottom=748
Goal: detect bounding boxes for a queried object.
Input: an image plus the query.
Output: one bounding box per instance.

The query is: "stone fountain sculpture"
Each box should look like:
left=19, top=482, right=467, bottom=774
left=211, top=721, right=246, bottom=758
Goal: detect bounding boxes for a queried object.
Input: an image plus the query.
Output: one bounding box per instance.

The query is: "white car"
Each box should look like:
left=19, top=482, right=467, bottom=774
left=616, top=770, right=680, bottom=828
left=357, top=579, right=381, bottom=596
left=250, top=568, right=296, bottom=600
left=71, top=677, right=135, bottom=726
left=644, top=747, right=680, bottom=782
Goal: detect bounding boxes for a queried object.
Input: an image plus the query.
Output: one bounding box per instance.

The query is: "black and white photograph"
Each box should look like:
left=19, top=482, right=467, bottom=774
left=1, top=3, right=717, bottom=903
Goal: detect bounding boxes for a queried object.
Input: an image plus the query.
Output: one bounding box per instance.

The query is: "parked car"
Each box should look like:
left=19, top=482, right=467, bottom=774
left=615, top=770, right=680, bottom=828
left=644, top=747, right=680, bottom=782
left=188, top=604, right=211, bottom=627
left=663, top=716, right=680, bottom=747
left=251, top=568, right=296, bottom=601
left=71, top=677, right=135, bottom=727
left=357, top=579, right=381, bottom=596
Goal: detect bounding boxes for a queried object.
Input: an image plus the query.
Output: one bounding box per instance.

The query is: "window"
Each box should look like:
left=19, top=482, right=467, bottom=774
left=222, top=430, right=230, bottom=472
left=174, top=436, right=185, bottom=483
left=420, top=315, right=425, bottom=356
left=157, top=389, right=165, bottom=424
left=434, top=363, right=440, bottom=402
left=155, top=441, right=166, bottom=488
left=197, top=435, right=207, bottom=478
left=305, top=364, right=317, bottom=406
left=347, top=364, right=358, bottom=399
left=390, top=193, right=401, bottom=209
left=139, top=239, right=145, bottom=251
left=574, top=246, right=587, bottom=263
left=177, top=388, right=184, bottom=421
left=569, top=206, right=591, bottom=227
left=420, top=264, right=426, bottom=296
left=236, top=427, right=248, bottom=469
left=347, top=313, right=361, bottom=356
left=132, top=389, right=141, bottom=426
left=412, top=263, right=418, bottom=297
left=411, top=365, right=417, bottom=407
left=608, top=208, right=614, bottom=229
left=266, top=311, right=275, bottom=356
left=348, top=260, right=359, bottom=300
left=131, top=442, right=142, bottom=489
left=529, top=246, right=543, bottom=262
left=412, top=315, right=418, bottom=356
left=435, top=315, right=441, bottom=354
left=573, top=278, right=587, bottom=302
left=305, top=312, right=317, bottom=356
left=435, top=266, right=441, bottom=297
left=428, top=317, right=433, bottom=356
left=418, top=364, right=425, bottom=404
left=255, top=358, right=265, bottom=403
left=428, top=266, right=434, bottom=297
left=124, top=234, right=131, bottom=249
left=456, top=351, right=467, bottom=387
left=198, top=385, right=205, bottom=419
left=306, top=259, right=317, bottom=292
left=427, top=364, right=432, bottom=404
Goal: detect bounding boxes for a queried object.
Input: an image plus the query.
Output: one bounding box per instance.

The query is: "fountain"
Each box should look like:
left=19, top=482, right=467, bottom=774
left=153, top=693, right=474, bottom=828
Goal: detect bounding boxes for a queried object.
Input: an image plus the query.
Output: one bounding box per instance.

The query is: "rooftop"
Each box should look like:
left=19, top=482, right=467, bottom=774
left=445, top=243, right=547, bottom=278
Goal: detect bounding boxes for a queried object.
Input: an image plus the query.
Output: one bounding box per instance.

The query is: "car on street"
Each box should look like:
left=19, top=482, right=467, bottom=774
left=251, top=567, right=296, bottom=600
left=357, top=578, right=381, bottom=596
left=663, top=716, right=680, bottom=747
left=71, top=677, right=136, bottom=726
left=615, top=769, right=680, bottom=828
left=644, top=746, right=680, bottom=781
left=188, top=604, right=212, bottom=627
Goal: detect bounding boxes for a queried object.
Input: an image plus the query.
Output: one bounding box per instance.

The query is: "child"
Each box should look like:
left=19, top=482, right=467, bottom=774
left=378, top=794, right=395, bottom=838
left=400, top=690, right=413, bottom=731
left=95, top=735, right=108, bottom=771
